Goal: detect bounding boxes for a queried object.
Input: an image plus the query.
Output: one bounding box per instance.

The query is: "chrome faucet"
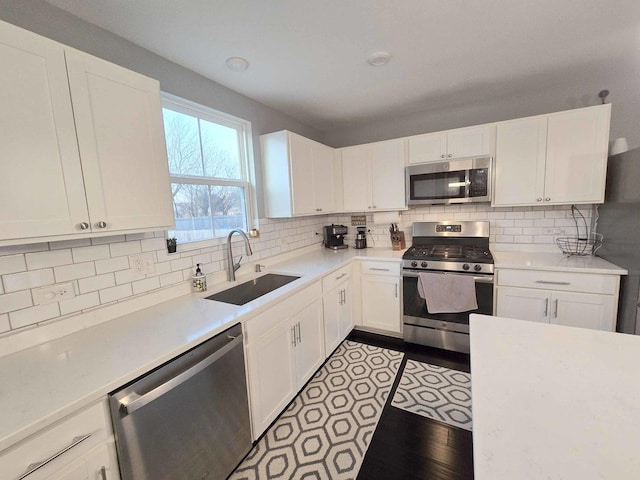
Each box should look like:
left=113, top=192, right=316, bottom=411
left=227, top=229, right=253, bottom=281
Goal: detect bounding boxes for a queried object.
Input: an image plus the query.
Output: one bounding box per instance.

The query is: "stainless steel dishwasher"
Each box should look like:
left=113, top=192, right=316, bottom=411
left=109, top=323, right=252, bottom=480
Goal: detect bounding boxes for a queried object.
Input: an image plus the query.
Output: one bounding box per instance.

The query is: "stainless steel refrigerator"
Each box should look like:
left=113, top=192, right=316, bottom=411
left=595, top=147, right=640, bottom=334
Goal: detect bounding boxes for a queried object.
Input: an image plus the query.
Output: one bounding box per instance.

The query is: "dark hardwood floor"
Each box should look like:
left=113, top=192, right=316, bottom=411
left=348, top=330, right=474, bottom=480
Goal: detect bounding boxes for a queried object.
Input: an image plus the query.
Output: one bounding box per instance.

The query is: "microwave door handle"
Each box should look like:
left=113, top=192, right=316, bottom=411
left=465, top=170, right=470, bottom=197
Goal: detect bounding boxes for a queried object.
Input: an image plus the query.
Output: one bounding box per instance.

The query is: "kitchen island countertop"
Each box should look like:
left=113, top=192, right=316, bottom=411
left=470, top=314, right=640, bottom=479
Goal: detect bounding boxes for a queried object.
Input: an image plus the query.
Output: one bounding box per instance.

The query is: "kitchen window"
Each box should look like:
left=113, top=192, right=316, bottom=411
left=162, top=94, right=254, bottom=244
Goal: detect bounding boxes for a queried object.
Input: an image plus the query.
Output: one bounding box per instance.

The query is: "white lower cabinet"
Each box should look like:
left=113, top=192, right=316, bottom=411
left=244, top=282, right=325, bottom=439
left=495, top=268, right=620, bottom=331
left=360, top=261, right=402, bottom=334
left=322, top=265, right=353, bottom=354
left=0, top=400, right=119, bottom=480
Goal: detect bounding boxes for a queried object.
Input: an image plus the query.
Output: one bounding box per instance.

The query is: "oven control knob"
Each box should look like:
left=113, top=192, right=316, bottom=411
left=421, top=261, right=428, bottom=268
left=474, top=264, right=482, bottom=272
left=462, top=263, right=470, bottom=271
left=411, top=261, right=418, bottom=267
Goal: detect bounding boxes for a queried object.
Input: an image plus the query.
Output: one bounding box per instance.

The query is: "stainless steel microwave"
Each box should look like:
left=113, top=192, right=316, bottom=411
left=405, top=156, right=492, bottom=205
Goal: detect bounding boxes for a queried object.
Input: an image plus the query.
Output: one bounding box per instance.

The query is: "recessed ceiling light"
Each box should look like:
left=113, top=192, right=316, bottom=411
left=367, top=51, right=391, bottom=66
left=225, top=57, right=249, bottom=72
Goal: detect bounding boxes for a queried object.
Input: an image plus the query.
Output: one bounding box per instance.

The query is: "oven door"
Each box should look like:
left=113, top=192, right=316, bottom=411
left=402, top=270, right=493, bottom=351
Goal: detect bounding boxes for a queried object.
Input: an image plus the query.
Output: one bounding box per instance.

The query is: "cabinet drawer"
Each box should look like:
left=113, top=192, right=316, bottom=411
left=245, top=281, right=322, bottom=343
left=497, top=269, right=617, bottom=295
left=360, top=260, right=401, bottom=277
left=0, top=401, right=111, bottom=480
left=322, top=264, right=352, bottom=292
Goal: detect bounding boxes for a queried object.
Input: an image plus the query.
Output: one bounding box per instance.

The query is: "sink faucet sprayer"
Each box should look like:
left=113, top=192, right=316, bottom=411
left=227, top=229, right=253, bottom=281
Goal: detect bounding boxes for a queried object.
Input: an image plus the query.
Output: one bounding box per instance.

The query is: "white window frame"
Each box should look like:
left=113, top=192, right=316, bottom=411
left=161, top=93, right=257, bottom=250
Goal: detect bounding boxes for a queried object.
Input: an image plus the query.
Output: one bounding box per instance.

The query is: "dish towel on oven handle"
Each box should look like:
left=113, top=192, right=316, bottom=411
left=417, top=272, right=478, bottom=313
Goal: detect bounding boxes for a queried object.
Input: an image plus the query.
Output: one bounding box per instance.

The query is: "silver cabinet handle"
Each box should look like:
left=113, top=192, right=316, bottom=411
left=119, top=334, right=242, bottom=415
left=98, top=466, right=107, bottom=480
left=335, top=273, right=348, bottom=280
left=440, top=154, right=445, bottom=158
left=372, top=205, right=377, bottom=209
left=370, top=267, right=390, bottom=272
left=545, top=197, right=551, bottom=202
left=291, top=326, right=296, bottom=347
left=554, top=299, right=559, bottom=318
left=535, top=280, right=570, bottom=286
left=296, top=322, right=302, bottom=343
left=342, top=289, right=347, bottom=305
left=19, top=434, right=92, bottom=480
left=447, top=153, right=453, bottom=158
left=536, top=198, right=543, bottom=202
left=78, top=222, right=90, bottom=230
left=395, top=282, right=398, bottom=298
left=96, top=221, right=107, bottom=229
left=544, top=298, right=549, bottom=317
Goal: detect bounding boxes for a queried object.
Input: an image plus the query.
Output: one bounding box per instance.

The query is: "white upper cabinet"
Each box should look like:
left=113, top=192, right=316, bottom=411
left=261, top=130, right=336, bottom=217
left=341, top=138, right=406, bottom=211
left=408, top=125, right=492, bottom=164
left=493, top=104, right=611, bottom=207
left=0, top=20, right=88, bottom=240
left=65, top=49, right=174, bottom=233
left=0, top=20, right=174, bottom=245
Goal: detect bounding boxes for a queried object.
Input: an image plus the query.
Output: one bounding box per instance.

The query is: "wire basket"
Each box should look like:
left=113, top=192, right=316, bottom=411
left=556, top=233, right=603, bottom=256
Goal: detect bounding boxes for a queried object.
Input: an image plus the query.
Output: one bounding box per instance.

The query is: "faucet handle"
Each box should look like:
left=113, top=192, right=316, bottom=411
left=234, top=256, right=243, bottom=270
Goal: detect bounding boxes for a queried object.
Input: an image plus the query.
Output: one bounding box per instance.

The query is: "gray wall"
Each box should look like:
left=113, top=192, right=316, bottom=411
left=0, top=0, right=324, bottom=218
left=324, top=52, right=640, bottom=150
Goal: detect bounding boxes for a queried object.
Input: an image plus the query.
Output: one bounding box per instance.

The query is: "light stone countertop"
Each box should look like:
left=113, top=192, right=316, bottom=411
left=470, top=314, right=640, bottom=479
left=493, top=251, right=628, bottom=275
left=0, top=246, right=403, bottom=452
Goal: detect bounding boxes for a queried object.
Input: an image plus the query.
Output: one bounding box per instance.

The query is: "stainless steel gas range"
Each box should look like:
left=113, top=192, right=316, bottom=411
left=402, top=221, right=494, bottom=353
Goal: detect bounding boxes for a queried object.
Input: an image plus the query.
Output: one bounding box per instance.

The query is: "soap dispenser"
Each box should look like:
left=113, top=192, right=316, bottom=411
left=192, top=263, right=207, bottom=292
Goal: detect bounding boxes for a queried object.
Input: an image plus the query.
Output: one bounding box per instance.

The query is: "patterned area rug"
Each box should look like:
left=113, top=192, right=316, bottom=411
left=391, top=359, right=472, bottom=431
left=230, top=341, right=403, bottom=480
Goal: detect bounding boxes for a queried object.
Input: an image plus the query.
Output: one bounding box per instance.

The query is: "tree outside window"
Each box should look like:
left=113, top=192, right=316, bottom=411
left=162, top=98, right=251, bottom=243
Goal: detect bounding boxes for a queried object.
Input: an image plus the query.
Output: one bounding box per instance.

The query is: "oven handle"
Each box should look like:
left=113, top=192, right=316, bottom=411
left=401, top=270, right=494, bottom=284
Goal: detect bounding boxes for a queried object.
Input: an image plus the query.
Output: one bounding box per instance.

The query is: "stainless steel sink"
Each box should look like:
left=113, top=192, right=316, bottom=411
left=205, top=273, right=300, bottom=305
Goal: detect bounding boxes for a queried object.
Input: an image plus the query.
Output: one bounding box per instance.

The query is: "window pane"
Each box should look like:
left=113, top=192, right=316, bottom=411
left=210, top=186, right=247, bottom=236
left=200, top=119, right=242, bottom=179
left=163, top=109, right=204, bottom=176
left=169, top=183, right=214, bottom=243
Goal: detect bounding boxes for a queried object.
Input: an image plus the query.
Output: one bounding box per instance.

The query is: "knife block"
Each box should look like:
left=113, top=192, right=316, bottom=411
left=390, top=231, right=406, bottom=250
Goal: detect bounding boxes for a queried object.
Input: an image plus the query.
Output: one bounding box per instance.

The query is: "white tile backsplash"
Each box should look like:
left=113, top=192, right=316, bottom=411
left=3, top=269, right=55, bottom=293
left=0, top=254, right=27, bottom=276
left=25, top=249, right=73, bottom=270
left=0, top=205, right=581, bottom=341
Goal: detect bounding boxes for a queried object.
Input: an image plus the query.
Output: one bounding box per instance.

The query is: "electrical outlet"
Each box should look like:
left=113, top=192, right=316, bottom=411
left=34, top=282, right=75, bottom=305
left=129, top=253, right=155, bottom=274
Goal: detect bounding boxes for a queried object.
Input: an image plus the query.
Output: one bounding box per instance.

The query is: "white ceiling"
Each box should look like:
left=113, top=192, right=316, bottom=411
left=44, top=0, right=640, bottom=131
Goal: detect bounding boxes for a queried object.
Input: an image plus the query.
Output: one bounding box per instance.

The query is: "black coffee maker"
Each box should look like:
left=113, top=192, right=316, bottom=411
left=354, top=226, right=367, bottom=249
left=323, top=224, right=348, bottom=250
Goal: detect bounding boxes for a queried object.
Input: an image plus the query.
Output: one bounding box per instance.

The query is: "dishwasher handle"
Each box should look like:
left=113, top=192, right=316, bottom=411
left=119, top=333, right=243, bottom=415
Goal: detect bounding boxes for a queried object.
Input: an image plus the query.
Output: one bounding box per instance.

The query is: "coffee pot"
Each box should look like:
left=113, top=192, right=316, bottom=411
left=354, top=227, right=367, bottom=249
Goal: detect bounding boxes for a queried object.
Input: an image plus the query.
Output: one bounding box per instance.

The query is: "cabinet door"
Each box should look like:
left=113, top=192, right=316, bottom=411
left=246, top=321, right=296, bottom=437
left=49, top=442, right=120, bottom=480
left=293, top=300, right=325, bottom=386
left=552, top=291, right=616, bottom=331
left=361, top=275, right=401, bottom=333
left=446, top=125, right=492, bottom=159
left=65, top=49, right=174, bottom=233
left=370, top=139, right=406, bottom=210
left=0, top=20, right=89, bottom=241
left=341, top=146, right=370, bottom=211
left=339, top=283, right=354, bottom=339
left=544, top=105, right=610, bottom=205
left=408, top=131, right=447, bottom=164
left=496, top=286, right=550, bottom=323
left=493, top=117, right=547, bottom=206
left=311, top=141, right=335, bottom=213
left=289, top=132, right=316, bottom=215
left=323, top=286, right=342, bottom=355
